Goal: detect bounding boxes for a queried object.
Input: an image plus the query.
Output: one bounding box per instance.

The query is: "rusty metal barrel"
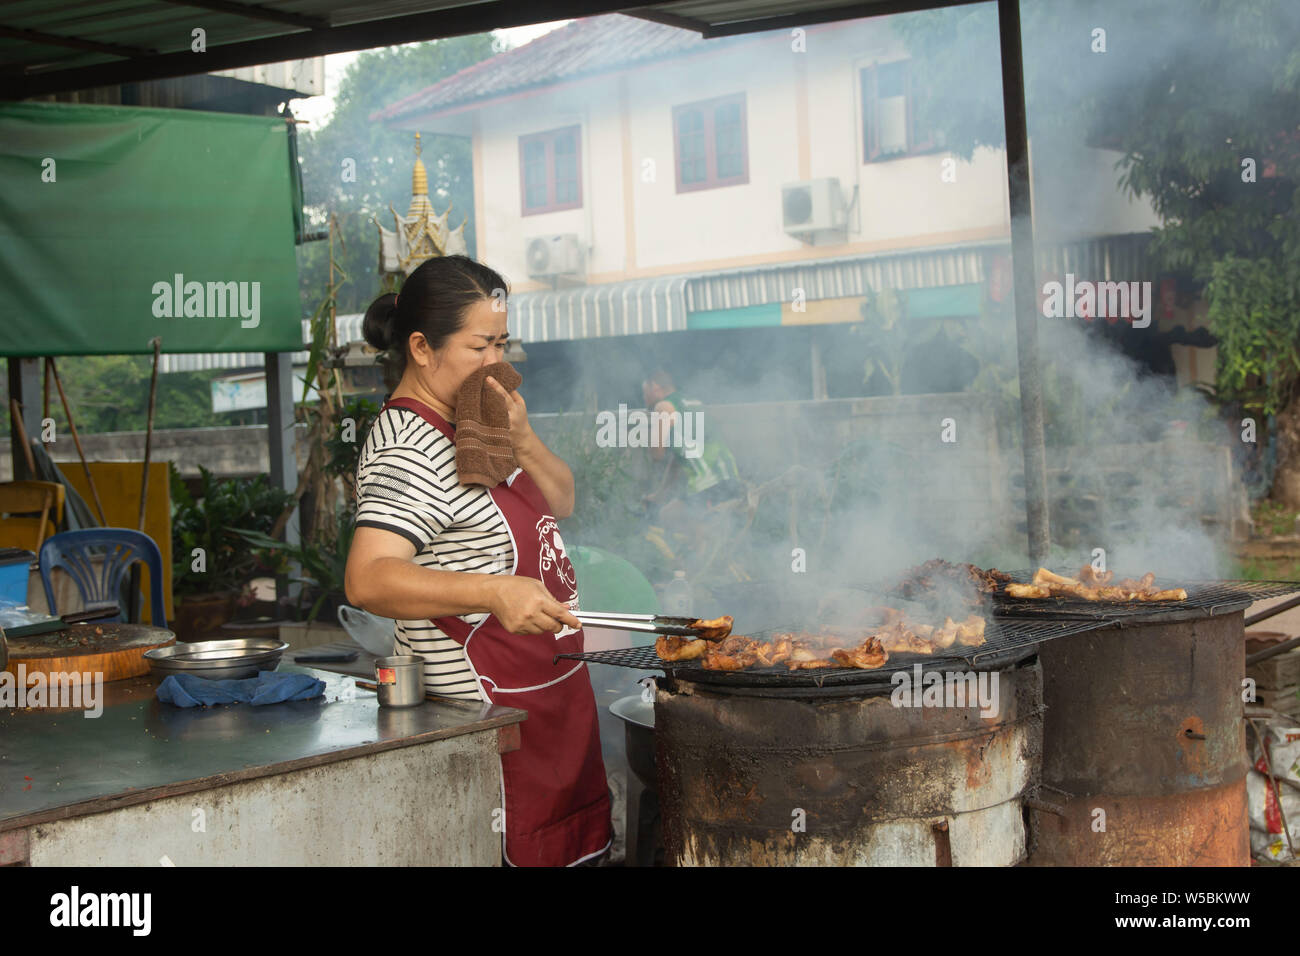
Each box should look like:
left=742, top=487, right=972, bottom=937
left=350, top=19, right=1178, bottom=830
left=654, top=661, right=1043, bottom=866
left=1027, top=605, right=1250, bottom=866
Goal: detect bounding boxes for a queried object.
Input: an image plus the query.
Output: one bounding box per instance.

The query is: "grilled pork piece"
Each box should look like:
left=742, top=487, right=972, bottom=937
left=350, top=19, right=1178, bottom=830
left=702, top=635, right=761, bottom=670
left=892, top=560, right=1013, bottom=602
left=702, top=648, right=758, bottom=670
left=831, top=637, right=889, bottom=670
left=1006, top=583, right=1051, bottom=598
left=689, top=615, right=734, bottom=640
left=955, top=615, right=986, bottom=647
left=1008, top=567, right=1186, bottom=602
left=876, top=623, right=936, bottom=656
left=655, top=635, right=708, bottom=661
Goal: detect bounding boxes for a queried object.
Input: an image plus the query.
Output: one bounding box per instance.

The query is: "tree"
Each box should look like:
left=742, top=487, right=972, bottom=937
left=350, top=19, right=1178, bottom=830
left=893, top=0, right=1300, bottom=506
left=296, top=35, right=501, bottom=316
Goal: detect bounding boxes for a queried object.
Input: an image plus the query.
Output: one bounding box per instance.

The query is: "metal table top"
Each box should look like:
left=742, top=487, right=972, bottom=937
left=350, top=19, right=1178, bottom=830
left=0, top=663, right=523, bottom=831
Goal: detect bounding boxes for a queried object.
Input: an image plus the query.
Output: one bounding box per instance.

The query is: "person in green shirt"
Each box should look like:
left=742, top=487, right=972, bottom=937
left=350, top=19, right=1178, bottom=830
left=640, top=369, right=742, bottom=527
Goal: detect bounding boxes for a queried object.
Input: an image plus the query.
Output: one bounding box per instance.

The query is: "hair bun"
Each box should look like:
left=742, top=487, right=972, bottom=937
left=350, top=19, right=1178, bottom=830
left=362, top=292, right=399, bottom=351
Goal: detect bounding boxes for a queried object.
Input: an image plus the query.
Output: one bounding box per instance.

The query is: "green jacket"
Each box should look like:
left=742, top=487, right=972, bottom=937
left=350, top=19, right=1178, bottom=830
left=659, top=391, right=739, bottom=495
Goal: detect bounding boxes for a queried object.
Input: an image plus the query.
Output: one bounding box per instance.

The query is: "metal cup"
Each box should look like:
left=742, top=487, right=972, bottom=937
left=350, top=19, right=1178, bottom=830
left=374, top=655, right=425, bottom=707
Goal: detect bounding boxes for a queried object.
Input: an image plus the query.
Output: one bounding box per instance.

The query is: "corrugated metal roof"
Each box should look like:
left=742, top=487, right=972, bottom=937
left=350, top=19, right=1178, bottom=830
left=511, top=275, right=691, bottom=343
left=685, top=243, right=993, bottom=312
left=372, top=14, right=716, bottom=123
left=158, top=314, right=364, bottom=373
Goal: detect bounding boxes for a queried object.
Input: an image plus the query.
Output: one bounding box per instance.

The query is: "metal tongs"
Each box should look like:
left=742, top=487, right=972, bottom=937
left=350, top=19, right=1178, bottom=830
left=575, top=612, right=718, bottom=639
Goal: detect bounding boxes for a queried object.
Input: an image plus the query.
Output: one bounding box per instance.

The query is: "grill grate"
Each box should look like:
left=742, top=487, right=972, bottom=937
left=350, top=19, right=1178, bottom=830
left=990, top=571, right=1300, bottom=620
left=560, top=615, right=1107, bottom=689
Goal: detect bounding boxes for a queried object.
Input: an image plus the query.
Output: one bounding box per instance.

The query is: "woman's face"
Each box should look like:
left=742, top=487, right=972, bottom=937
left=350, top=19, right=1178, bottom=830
left=407, top=297, right=509, bottom=410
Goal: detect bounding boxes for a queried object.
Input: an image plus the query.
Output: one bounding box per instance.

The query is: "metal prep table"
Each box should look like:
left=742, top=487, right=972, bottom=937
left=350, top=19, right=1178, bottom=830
left=0, top=664, right=523, bottom=866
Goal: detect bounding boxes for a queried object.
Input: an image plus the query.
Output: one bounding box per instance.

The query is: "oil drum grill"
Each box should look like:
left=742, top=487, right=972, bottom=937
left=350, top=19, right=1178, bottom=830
left=561, top=575, right=1300, bottom=690
left=560, top=615, right=1099, bottom=690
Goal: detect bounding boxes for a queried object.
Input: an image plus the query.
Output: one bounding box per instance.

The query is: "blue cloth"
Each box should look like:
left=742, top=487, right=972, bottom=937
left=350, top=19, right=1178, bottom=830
left=156, top=670, right=325, bottom=708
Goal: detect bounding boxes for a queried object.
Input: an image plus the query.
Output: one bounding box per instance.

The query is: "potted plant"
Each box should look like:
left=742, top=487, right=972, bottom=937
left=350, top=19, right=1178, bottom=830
left=239, top=504, right=356, bottom=624
left=170, top=464, right=295, bottom=640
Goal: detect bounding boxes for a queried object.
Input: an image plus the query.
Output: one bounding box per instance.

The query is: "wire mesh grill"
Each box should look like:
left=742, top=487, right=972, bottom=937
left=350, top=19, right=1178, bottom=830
left=560, top=615, right=1107, bottom=689
left=990, top=570, right=1300, bottom=620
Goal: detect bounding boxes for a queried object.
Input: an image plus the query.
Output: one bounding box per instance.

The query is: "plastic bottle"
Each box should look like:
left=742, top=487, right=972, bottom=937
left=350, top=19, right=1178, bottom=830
left=664, top=570, right=692, bottom=617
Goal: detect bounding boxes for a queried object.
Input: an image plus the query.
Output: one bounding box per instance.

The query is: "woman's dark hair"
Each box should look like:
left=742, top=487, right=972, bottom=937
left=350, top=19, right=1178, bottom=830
left=362, top=255, right=509, bottom=378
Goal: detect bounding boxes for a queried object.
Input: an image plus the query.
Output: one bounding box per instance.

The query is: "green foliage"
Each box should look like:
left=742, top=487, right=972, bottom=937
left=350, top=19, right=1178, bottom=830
left=0, top=357, right=224, bottom=435
left=170, top=464, right=296, bottom=597
left=296, top=35, right=501, bottom=315
left=1207, top=256, right=1300, bottom=416
left=326, top=397, right=380, bottom=486
left=856, top=288, right=909, bottom=395
left=894, top=0, right=1300, bottom=419
left=544, top=416, right=668, bottom=578
left=239, top=511, right=355, bottom=622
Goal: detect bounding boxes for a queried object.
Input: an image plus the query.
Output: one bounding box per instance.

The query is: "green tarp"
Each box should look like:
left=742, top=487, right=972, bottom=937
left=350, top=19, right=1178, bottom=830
left=0, top=102, right=301, bottom=357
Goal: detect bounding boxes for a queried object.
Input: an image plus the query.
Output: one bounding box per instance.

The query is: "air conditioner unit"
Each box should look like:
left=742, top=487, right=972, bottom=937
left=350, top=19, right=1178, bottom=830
left=782, top=178, right=847, bottom=237
left=525, top=234, right=584, bottom=279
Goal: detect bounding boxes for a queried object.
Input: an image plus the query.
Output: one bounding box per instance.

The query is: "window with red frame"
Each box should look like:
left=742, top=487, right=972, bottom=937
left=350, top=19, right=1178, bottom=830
left=673, top=93, right=749, bottom=192
left=861, top=60, right=940, bottom=162
left=519, top=125, right=582, bottom=215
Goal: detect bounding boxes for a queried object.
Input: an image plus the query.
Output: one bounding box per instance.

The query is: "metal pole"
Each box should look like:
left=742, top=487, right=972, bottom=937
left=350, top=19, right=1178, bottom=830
left=997, top=0, right=1051, bottom=565
left=138, top=337, right=161, bottom=531
left=6, top=357, right=41, bottom=481
left=48, top=357, right=107, bottom=525
left=266, top=350, right=301, bottom=608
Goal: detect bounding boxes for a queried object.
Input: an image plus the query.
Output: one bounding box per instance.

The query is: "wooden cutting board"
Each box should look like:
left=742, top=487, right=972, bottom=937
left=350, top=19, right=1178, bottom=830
left=4, top=622, right=175, bottom=681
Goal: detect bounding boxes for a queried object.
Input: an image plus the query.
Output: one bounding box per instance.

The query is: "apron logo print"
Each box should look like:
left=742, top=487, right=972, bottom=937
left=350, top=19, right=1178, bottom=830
left=535, top=516, right=577, bottom=597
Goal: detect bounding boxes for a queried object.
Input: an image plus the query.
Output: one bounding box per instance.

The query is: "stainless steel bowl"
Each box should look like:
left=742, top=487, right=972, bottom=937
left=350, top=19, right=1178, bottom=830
left=144, top=638, right=289, bottom=681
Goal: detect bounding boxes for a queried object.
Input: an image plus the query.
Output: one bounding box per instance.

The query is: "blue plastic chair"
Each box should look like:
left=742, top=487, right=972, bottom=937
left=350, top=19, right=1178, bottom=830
left=39, top=529, right=167, bottom=628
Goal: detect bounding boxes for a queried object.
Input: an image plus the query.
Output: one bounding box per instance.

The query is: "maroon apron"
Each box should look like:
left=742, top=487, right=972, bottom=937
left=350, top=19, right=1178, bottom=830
left=382, top=397, right=612, bottom=867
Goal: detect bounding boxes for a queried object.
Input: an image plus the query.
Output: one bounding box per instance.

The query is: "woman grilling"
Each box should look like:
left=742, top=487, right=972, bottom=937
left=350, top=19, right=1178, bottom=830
left=344, top=255, right=612, bottom=867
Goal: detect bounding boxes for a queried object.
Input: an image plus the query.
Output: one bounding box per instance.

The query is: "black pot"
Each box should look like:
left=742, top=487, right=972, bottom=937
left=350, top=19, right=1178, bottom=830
left=610, top=694, right=655, bottom=790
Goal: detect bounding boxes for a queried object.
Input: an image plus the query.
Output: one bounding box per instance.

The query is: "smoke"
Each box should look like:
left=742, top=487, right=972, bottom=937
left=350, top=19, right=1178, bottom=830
left=499, top=6, right=1253, bottom=630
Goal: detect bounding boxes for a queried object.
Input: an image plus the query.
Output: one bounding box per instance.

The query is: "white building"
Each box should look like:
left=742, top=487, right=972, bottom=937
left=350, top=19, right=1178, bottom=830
left=373, top=12, right=1194, bottom=395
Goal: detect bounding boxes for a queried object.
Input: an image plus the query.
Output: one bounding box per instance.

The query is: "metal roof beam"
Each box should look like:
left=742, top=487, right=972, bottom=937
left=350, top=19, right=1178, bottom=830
left=0, top=24, right=155, bottom=59
left=701, top=0, right=983, bottom=37
left=0, top=0, right=633, bottom=98
left=622, top=7, right=714, bottom=33
left=154, top=0, right=331, bottom=32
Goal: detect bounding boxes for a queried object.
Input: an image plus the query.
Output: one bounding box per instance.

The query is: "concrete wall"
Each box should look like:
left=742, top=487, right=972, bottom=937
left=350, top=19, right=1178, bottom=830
left=0, top=423, right=309, bottom=482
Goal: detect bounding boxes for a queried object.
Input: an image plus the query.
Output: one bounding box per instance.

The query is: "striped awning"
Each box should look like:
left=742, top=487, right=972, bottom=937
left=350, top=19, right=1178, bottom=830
left=508, top=276, right=690, bottom=344
left=685, top=242, right=993, bottom=313
left=158, top=314, right=365, bottom=373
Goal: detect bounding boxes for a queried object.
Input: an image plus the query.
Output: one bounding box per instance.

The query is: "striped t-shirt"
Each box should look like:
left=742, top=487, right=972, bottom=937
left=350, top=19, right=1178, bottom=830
left=354, top=405, right=513, bottom=701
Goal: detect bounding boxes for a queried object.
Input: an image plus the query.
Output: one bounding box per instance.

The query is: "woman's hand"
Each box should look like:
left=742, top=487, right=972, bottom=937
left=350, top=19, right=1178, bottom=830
left=486, top=375, right=535, bottom=454
left=488, top=375, right=577, bottom=518
left=489, top=574, right=582, bottom=635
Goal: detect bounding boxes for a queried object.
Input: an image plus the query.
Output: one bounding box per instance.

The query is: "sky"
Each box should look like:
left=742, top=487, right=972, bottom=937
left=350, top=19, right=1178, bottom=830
left=288, top=20, right=571, bottom=129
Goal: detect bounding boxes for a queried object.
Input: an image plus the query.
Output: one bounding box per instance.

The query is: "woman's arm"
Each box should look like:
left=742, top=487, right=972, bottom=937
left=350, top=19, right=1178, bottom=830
left=345, top=526, right=580, bottom=633
left=487, top=376, right=576, bottom=519
left=514, top=432, right=576, bottom=519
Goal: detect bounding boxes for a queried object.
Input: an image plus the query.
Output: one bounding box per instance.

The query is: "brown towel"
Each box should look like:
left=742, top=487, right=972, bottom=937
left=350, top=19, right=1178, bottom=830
left=454, top=361, right=523, bottom=487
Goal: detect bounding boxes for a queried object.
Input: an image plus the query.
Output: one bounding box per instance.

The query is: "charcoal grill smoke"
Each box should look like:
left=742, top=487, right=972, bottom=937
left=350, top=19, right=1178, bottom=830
left=509, top=7, right=1249, bottom=631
